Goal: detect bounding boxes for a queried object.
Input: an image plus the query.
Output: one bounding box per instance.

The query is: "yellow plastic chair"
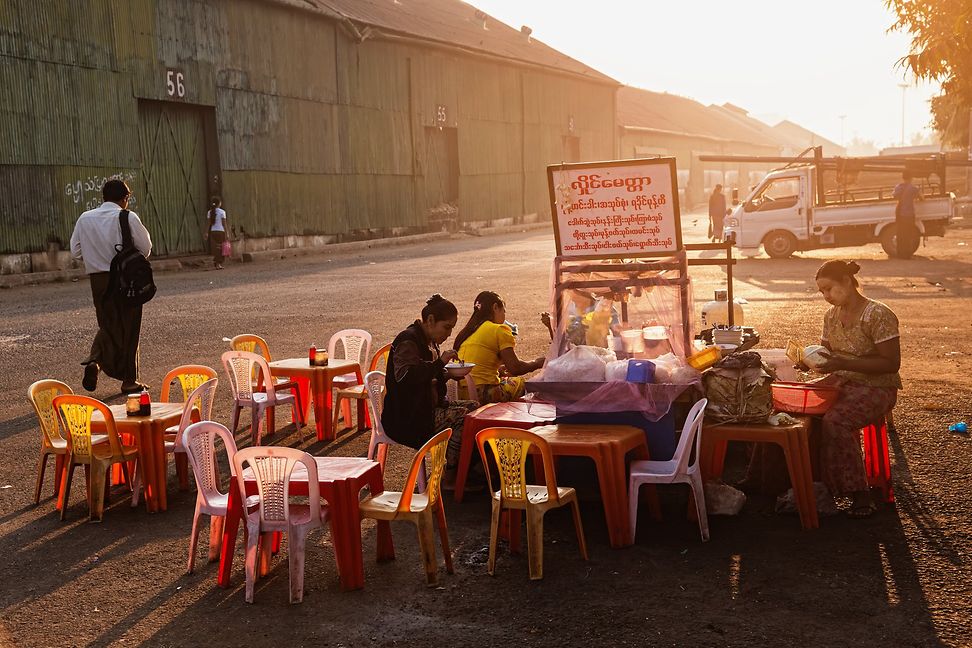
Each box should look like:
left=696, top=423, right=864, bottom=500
left=160, top=365, right=217, bottom=489
left=332, top=342, right=391, bottom=432
left=28, top=379, right=107, bottom=505
left=476, top=427, right=588, bottom=580
left=359, top=428, right=454, bottom=586
left=229, top=334, right=305, bottom=426
left=53, top=394, right=141, bottom=522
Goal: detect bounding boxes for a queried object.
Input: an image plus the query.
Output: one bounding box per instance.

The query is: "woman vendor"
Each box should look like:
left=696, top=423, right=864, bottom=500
left=382, top=294, right=479, bottom=471
left=454, top=291, right=545, bottom=403
left=812, top=260, right=901, bottom=518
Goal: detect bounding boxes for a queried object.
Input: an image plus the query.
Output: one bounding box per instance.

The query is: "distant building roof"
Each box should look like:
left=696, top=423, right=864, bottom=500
left=617, top=86, right=780, bottom=149
left=270, top=0, right=616, bottom=84
left=771, top=120, right=846, bottom=156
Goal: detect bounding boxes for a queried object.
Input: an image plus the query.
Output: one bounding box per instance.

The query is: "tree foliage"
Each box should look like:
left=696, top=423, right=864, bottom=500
left=887, top=0, right=972, bottom=145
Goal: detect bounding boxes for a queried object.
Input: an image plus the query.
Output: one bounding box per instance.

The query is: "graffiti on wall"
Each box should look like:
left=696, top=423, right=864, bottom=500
left=64, top=171, right=139, bottom=210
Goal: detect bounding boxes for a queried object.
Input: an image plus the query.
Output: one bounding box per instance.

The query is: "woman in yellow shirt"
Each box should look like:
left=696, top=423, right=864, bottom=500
left=454, top=291, right=545, bottom=403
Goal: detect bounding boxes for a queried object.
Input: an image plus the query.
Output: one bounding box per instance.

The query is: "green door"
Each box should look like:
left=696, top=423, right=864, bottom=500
left=136, top=101, right=209, bottom=255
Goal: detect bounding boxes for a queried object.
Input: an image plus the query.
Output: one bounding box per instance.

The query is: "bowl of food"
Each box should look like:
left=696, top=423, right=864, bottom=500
left=445, top=362, right=475, bottom=378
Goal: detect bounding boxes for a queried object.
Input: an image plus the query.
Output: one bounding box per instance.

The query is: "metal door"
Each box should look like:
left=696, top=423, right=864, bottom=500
left=136, top=101, right=210, bottom=255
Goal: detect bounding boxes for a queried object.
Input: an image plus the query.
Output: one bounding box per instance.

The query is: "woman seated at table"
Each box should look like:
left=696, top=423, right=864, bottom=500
left=811, top=260, right=901, bottom=518
left=454, top=291, right=545, bottom=404
left=382, top=294, right=479, bottom=471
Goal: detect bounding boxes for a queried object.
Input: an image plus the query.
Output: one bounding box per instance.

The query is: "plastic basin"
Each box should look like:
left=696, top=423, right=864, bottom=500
left=771, top=382, right=839, bottom=415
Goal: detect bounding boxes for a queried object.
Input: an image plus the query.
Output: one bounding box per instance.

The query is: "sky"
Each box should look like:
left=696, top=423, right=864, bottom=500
left=470, top=0, right=941, bottom=148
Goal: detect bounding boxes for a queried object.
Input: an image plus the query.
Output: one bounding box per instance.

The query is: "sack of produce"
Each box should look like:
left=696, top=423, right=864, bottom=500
left=702, top=351, right=775, bottom=424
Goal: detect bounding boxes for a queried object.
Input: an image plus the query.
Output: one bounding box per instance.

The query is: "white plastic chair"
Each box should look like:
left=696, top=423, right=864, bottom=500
left=182, top=420, right=239, bottom=574
left=327, top=329, right=372, bottom=425
left=221, top=351, right=305, bottom=446
left=164, top=378, right=218, bottom=492
left=628, top=398, right=709, bottom=542
left=232, top=446, right=329, bottom=604
left=364, top=371, right=427, bottom=491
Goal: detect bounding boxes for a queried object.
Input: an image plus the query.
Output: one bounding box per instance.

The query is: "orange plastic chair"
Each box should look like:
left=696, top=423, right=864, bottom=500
left=229, top=334, right=305, bottom=426
left=53, top=394, right=142, bottom=522
left=160, top=365, right=217, bottom=489
left=332, top=342, right=391, bottom=432
left=476, top=427, right=588, bottom=580
left=28, top=379, right=106, bottom=505
left=359, top=428, right=454, bottom=586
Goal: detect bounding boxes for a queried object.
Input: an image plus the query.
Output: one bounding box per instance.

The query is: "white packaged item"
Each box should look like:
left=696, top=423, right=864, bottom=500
left=704, top=481, right=746, bottom=515
left=802, top=345, right=831, bottom=370
left=605, top=359, right=629, bottom=382
left=540, top=346, right=608, bottom=382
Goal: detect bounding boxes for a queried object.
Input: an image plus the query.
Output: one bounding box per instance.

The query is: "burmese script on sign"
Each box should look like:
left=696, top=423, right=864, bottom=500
left=552, top=162, right=680, bottom=257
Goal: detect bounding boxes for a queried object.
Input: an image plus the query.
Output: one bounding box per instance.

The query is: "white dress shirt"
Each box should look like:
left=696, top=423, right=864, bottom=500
left=209, top=207, right=227, bottom=232
left=70, top=202, right=153, bottom=274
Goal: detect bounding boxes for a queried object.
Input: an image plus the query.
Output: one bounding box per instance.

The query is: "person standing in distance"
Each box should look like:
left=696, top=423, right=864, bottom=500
left=708, top=184, right=727, bottom=242
left=206, top=197, right=228, bottom=269
left=70, top=179, right=152, bottom=394
left=892, top=171, right=922, bottom=259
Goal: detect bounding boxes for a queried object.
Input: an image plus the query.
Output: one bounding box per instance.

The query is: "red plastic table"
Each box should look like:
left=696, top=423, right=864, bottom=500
left=217, top=456, right=395, bottom=591
left=268, top=358, right=364, bottom=441
left=454, top=401, right=556, bottom=503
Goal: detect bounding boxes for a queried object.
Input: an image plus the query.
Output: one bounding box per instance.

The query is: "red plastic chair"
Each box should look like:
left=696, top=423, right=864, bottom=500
left=862, top=415, right=893, bottom=503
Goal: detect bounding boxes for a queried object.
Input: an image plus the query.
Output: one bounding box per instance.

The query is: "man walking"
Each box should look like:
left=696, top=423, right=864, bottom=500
left=892, top=171, right=922, bottom=259
left=70, top=179, right=152, bottom=393
left=708, top=184, right=727, bottom=242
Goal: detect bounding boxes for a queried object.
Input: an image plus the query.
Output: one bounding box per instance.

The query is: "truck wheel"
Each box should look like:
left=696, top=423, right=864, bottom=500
left=880, top=224, right=920, bottom=258
left=763, top=231, right=797, bottom=259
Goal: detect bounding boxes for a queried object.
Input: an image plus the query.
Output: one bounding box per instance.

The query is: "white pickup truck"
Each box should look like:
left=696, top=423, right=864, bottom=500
left=718, top=158, right=955, bottom=258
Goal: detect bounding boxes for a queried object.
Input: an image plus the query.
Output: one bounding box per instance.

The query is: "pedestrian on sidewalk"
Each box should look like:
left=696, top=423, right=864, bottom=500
left=70, top=179, right=152, bottom=394
left=206, top=197, right=228, bottom=269
left=708, top=184, right=727, bottom=241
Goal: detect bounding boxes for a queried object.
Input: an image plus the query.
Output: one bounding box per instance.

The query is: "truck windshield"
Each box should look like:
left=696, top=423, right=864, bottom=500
left=750, top=177, right=800, bottom=211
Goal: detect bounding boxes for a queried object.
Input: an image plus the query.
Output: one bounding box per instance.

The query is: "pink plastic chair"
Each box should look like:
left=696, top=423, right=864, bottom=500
left=628, top=398, right=709, bottom=543
left=232, top=446, right=329, bottom=604
left=364, top=371, right=428, bottom=491
left=182, top=420, right=239, bottom=574
left=328, top=329, right=372, bottom=427
left=164, top=378, right=218, bottom=492
left=221, top=351, right=305, bottom=446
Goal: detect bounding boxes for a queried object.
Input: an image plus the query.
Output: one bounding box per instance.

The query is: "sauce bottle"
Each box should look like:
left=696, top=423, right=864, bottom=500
left=138, top=389, right=151, bottom=416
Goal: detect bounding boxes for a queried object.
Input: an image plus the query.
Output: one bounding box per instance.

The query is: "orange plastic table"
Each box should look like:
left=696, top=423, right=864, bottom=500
left=455, top=401, right=556, bottom=503
left=90, top=402, right=184, bottom=513
left=528, top=424, right=654, bottom=548
left=268, top=358, right=363, bottom=441
left=217, top=456, right=394, bottom=591
left=700, top=416, right=818, bottom=529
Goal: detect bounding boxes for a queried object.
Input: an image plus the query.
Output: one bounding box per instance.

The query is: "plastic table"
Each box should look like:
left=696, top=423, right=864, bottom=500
left=699, top=416, right=818, bottom=529
left=268, top=358, right=364, bottom=441
left=217, top=456, right=395, bottom=591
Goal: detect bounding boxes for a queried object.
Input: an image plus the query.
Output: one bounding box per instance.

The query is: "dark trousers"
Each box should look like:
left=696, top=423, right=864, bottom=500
left=85, top=272, right=142, bottom=384
left=895, top=216, right=919, bottom=259
left=209, top=230, right=226, bottom=265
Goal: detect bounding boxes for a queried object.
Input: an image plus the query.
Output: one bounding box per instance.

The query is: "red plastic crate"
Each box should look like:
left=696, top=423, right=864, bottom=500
left=771, top=382, right=840, bottom=415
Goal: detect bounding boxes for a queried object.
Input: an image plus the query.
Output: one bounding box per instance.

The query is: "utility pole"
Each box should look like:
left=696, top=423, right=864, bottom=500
left=898, top=83, right=908, bottom=146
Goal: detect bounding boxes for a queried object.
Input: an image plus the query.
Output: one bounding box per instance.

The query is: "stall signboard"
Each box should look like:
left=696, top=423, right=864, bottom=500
left=547, top=158, right=683, bottom=259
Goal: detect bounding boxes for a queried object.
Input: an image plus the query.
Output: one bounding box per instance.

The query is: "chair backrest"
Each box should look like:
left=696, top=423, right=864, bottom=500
left=397, top=428, right=451, bottom=512
left=327, top=329, right=372, bottom=367
left=446, top=374, right=478, bottom=403
left=52, top=394, right=124, bottom=460
left=221, top=350, right=277, bottom=401
left=230, top=334, right=272, bottom=361
left=233, top=446, right=321, bottom=528
left=476, top=427, right=560, bottom=503
left=369, top=343, right=392, bottom=373
left=172, top=378, right=219, bottom=452
left=365, top=370, right=388, bottom=436
left=160, top=365, right=218, bottom=402
left=28, top=379, right=73, bottom=447
left=672, top=398, right=708, bottom=475
left=182, top=420, right=238, bottom=504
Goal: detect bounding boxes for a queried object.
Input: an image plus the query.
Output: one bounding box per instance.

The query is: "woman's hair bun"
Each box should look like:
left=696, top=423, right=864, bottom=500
left=846, top=261, right=861, bottom=274
left=427, top=293, right=444, bottom=305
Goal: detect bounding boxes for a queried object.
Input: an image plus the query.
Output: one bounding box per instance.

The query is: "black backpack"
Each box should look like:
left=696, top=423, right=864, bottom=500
left=108, top=210, right=156, bottom=306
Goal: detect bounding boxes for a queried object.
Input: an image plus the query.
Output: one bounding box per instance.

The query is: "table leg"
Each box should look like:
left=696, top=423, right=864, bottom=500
left=453, top=420, right=478, bottom=503
left=789, top=429, right=818, bottom=529
left=136, top=424, right=159, bottom=513
left=310, top=373, right=326, bottom=442
left=322, top=375, right=335, bottom=441
left=777, top=436, right=810, bottom=530
left=595, top=447, right=631, bottom=549
left=217, top=476, right=243, bottom=588
left=152, top=422, right=167, bottom=511
left=329, top=481, right=364, bottom=591
left=797, top=428, right=819, bottom=527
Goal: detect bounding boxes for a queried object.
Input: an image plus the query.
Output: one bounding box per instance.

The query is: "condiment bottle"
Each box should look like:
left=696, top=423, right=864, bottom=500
left=125, top=393, right=140, bottom=416
left=138, top=389, right=151, bottom=416
left=309, top=345, right=317, bottom=366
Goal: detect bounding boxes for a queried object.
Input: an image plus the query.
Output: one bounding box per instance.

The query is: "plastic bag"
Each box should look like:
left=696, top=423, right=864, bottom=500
left=775, top=482, right=839, bottom=517
left=220, top=239, right=232, bottom=257
left=539, top=345, right=608, bottom=382
left=605, top=359, right=628, bottom=382
left=704, top=481, right=746, bottom=515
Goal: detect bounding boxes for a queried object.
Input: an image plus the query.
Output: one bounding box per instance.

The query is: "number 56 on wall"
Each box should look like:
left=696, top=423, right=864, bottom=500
left=165, top=68, right=186, bottom=99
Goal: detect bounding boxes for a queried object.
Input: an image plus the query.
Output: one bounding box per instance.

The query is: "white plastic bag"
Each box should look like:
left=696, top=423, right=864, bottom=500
left=605, top=359, right=629, bottom=382
left=539, top=345, right=608, bottom=382
left=704, top=481, right=746, bottom=515
left=775, top=482, right=839, bottom=516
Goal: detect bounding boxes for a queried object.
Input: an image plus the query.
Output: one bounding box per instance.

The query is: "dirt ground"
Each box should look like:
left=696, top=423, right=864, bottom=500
left=1, top=211, right=970, bottom=647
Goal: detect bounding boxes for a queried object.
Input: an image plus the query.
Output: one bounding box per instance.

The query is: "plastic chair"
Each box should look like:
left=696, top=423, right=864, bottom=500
left=29, top=379, right=107, bottom=505
left=229, top=334, right=305, bottom=426
left=332, top=342, right=390, bottom=433
left=221, top=351, right=305, bottom=446
left=159, top=365, right=217, bottom=489
left=862, top=414, right=894, bottom=503
left=327, top=329, right=372, bottom=424
left=476, top=427, right=588, bottom=580
left=53, top=394, right=142, bottom=522
left=363, top=371, right=428, bottom=490
left=163, top=378, right=218, bottom=492
left=182, top=421, right=239, bottom=574
left=629, top=398, right=709, bottom=543
left=232, top=446, right=329, bottom=604
left=359, top=428, right=454, bottom=586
